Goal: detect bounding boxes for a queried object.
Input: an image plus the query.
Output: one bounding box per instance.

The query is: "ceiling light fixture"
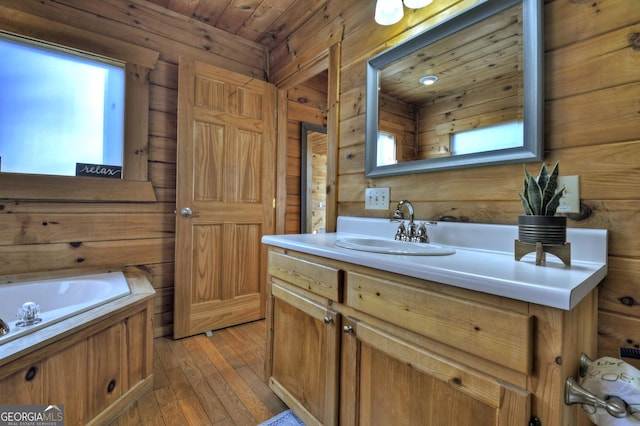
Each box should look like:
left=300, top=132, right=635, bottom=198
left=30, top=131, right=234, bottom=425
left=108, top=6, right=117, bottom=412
left=419, top=75, right=439, bottom=85
left=403, top=0, right=433, bottom=8
left=374, top=0, right=434, bottom=26
left=374, top=0, right=404, bottom=26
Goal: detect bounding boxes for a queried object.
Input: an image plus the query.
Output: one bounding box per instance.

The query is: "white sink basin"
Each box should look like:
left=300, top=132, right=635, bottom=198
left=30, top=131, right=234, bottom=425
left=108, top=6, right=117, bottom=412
left=334, top=237, right=455, bottom=256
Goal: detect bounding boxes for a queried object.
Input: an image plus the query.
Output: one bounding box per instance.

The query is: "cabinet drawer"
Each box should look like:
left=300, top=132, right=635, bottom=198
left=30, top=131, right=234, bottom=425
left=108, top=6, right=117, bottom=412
left=268, top=250, right=343, bottom=302
left=346, top=271, right=533, bottom=374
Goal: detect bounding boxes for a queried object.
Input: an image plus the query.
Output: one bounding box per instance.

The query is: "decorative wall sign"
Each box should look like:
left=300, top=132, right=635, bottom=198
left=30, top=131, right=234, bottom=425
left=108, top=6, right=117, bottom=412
left=75, top=163, right=122, bottom=179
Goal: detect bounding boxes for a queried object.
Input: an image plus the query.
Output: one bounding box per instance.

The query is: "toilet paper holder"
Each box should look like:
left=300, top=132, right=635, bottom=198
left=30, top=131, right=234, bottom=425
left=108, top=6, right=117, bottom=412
left=564, top=353, right=630, bottom=418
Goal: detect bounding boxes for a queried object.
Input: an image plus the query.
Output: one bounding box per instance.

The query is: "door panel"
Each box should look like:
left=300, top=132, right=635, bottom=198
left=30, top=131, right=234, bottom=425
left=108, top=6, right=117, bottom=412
left=174, top=58, right=276, bottom=338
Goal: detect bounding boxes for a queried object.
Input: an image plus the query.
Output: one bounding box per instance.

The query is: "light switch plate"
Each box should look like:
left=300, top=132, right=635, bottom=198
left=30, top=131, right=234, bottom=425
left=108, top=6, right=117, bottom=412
left=365, top=187, right=390, bottom=210
left=557, top=175, right=580, bottom=213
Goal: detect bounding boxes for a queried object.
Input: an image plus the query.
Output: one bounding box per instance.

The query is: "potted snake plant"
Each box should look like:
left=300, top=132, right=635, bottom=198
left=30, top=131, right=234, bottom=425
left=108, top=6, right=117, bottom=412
left=517, top=162, right=567, bottom=245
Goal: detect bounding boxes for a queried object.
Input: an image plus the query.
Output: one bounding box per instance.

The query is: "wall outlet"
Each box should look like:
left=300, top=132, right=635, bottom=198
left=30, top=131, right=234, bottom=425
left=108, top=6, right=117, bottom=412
left=365, top=187, right=390, bottom=210
left=557, top=175, right=580, bottom=213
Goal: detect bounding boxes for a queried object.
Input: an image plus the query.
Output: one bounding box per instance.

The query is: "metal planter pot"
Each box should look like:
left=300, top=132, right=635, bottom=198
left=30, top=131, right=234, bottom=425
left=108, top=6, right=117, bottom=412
left=518, top=215, right=567, bottom=245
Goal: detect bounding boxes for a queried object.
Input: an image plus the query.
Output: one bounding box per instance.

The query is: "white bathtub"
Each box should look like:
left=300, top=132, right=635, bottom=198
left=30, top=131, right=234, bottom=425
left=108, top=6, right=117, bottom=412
left=0, top=271, right=130, bottom=345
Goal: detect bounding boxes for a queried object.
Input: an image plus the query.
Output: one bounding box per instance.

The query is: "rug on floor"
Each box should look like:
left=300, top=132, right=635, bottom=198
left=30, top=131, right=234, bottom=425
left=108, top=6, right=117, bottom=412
left=258, top=409, right=306, bottom=426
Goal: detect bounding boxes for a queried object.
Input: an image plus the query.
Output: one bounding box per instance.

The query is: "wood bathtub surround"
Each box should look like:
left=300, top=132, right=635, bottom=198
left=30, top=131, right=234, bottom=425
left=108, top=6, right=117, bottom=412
left=0, top=0, right=636, bottom=375
left=0, top=270, right=155, bottom=426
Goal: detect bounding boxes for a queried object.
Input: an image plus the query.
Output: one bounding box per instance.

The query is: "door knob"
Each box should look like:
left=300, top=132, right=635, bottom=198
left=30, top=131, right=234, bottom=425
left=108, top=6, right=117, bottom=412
left=181, top=207, right=193, bottom=217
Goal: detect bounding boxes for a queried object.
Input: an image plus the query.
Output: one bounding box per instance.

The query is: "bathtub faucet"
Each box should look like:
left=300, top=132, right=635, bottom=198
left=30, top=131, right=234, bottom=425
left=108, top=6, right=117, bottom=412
left=0, top=318, right=9, bottom=335
left=16, top=302, right=41, bottom=327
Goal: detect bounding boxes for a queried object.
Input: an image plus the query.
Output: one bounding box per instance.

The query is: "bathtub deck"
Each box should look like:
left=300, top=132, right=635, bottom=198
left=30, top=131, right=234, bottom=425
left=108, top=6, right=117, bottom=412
left=108, top=319, right=287, bottom=425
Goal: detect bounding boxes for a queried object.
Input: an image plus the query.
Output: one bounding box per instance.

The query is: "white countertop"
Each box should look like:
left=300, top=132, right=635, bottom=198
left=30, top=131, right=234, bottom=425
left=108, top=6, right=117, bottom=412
left=262, top=217, right=608, bottom=310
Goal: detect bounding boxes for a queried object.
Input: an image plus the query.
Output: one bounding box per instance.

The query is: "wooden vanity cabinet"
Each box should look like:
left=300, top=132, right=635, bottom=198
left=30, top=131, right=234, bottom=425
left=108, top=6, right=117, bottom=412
left=265, top=247, right=596, bottom=426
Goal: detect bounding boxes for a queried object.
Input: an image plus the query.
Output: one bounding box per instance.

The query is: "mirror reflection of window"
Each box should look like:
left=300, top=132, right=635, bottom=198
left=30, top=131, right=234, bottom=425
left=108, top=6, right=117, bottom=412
left=451, top=121, right=524, bottom=155
left=377, top=131, right=397, bottom=166
left=0, top=33, right=125, bottom=177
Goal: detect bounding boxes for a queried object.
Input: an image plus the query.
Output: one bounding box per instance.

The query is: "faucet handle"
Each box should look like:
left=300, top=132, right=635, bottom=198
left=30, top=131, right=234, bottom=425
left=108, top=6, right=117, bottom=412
left=394, top=221, right=407, bottom=241
left=415, top=222, right=429, bottom=243
left=407, top=221, right=418, bottom=240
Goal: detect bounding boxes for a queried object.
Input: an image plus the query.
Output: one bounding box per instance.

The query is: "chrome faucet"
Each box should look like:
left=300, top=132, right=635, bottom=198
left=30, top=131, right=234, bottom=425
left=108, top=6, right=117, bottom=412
left=391, top=200, right=432, bottom=243
left=392, top=200, right=414, bottom=223
left=0, top=318, right=9, bottom=336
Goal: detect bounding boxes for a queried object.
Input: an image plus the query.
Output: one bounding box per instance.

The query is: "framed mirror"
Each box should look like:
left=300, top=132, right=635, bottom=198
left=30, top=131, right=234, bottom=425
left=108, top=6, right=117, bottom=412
left=300, top=122, right=328, bottom=234
left=365, top=0, right=543, bottom=177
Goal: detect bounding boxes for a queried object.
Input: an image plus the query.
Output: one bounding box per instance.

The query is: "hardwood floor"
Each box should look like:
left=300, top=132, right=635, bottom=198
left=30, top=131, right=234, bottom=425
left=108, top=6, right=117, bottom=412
left=109, top=320, right=288, bottom=426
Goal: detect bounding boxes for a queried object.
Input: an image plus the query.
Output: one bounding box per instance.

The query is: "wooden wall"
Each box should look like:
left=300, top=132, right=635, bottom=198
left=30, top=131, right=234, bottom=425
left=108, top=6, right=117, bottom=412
left=0, top=0, right=268, bottom=337
left=270, top=0, right=640, bottom=365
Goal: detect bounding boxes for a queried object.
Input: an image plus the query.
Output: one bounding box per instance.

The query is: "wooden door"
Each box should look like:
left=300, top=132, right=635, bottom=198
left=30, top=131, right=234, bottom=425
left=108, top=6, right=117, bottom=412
left=174, top=58, right=276, bottom=338
left=341, top=318, right=530, bottom=426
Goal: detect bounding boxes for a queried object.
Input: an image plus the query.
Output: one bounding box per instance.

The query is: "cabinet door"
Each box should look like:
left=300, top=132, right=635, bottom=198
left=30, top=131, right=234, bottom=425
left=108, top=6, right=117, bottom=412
left=269, top=282, right=340, bottom=426
left=341, top=318, right=530, bottom=426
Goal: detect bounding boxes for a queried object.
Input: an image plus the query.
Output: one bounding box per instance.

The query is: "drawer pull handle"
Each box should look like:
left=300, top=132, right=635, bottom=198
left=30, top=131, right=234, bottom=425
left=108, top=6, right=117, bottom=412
left=323, top=316, right=334, bottom=324
left=343, top=325, right=354, bottom=334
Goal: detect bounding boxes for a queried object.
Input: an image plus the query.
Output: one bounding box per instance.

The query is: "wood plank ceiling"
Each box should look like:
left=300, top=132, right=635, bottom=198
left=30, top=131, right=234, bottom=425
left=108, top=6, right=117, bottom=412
left=144, top=0, right=331, bottom=50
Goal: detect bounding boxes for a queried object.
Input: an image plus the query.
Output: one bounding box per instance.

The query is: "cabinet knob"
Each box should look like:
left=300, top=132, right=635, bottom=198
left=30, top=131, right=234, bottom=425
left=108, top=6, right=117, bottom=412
left=323, top=316, right=334, bottom=324
left=343, top=325, right=354, bottom=334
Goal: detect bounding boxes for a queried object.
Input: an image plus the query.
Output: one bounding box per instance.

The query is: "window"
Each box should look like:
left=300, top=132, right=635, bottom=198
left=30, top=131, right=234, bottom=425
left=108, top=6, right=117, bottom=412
left=0, top=16, right=159, bottom=201
left=0, top=34, right=125, bottom=178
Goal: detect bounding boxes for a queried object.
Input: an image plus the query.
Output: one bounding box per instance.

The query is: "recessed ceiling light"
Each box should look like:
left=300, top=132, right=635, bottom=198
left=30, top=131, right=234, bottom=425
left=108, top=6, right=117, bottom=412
left=419, top=75, right=438, bottom=85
